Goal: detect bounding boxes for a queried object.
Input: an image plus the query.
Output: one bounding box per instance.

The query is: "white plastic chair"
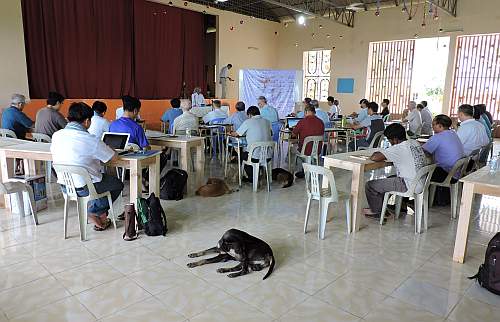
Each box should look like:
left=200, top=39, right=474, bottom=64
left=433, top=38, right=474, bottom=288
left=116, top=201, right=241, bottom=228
left=295, top=135, right=323, bottom=166
left=379, top=164, right=436, bottom=234
left=429, top=157, right=469, bottom=219
left=241, top=141, right=276, bottom=192
left=0, top=181, right=38, bottom=225
left=0, top=129, right=17, bottom=138
left=303, top=163, right=351, bottom=239
left=31, top=133, right=53, bottom=183
left=53, top=164, right=116, bottom=241
left=357, top=131, right=385, bottom=151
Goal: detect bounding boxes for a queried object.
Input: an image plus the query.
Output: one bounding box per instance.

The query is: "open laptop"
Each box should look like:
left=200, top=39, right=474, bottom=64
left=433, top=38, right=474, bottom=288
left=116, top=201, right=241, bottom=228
left=101, top=132, right=130, bottom=155
left=286, top=117, right=302, bottom=129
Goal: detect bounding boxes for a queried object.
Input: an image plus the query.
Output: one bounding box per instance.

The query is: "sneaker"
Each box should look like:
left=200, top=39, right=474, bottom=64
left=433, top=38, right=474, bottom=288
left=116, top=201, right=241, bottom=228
left=295, top=171, right=305, bottom=179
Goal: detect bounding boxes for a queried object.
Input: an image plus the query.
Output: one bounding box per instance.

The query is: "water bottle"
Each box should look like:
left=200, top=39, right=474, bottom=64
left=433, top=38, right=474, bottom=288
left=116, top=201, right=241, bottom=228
left=489, top=154, right=499, bottom=173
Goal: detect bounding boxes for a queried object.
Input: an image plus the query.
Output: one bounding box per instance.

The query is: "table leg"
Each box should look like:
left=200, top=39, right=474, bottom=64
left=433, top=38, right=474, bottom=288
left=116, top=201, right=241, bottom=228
left=351, top=165, right=365, bottom=233
left=23, top=159, right=37, bottom=176
left=195, top=143, right=205, bottom=177
left=149, top=154, right=160, bottom=197
left=453, top=181, right=475, bottom=263
left=180, top=144, right=189, bottom=172
left=129, top=160, right=141, bottom=206
left=0, top=152, right=10, bottom=208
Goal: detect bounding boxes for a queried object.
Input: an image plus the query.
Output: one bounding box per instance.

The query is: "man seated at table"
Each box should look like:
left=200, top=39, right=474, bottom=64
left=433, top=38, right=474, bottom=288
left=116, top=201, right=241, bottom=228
left=298, top=100, right=329, bottom=126
left=172, top=99, right=199, bottom=134
left=35, top=91, right=67, bottom=137
left=417, top=103, right=433, bottom=135
left=231, top=106, right=272, bottom=182
left=403, top=101, right=422, bottom=135
left=348, top=101, right=384, bottom=150
left=161, top=98, right=182, bottom=134
left=88, top=101, right=110, bottom=139
left=327, top=96, right=338, bottom=119
left=224, top=101, right=247, bottom=131
left=258, top=96, right=279, bottom=124
left=380, top=99, right=390, bottom=118
left=1, top=94, right=33, bottom=139
left=291, top=104, right=325, bottom=178
left=421, top=114, right=465, bottom=206
left=51, top=102, right=124, bottom=231
left=349, top=99, right=369, bottom=122
left=457, top=104, right=489, bottom=157
left=364, top=123, right=427, bottom=219
left=473, top=104, right=492, bottom=139
left=109, top=95, right=149, bottom=150
left=203, top=100, right=227, bottom=124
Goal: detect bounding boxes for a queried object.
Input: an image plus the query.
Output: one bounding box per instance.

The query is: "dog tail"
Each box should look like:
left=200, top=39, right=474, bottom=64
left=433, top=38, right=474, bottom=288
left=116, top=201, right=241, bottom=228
left=263, top=253, right=275, bottom=280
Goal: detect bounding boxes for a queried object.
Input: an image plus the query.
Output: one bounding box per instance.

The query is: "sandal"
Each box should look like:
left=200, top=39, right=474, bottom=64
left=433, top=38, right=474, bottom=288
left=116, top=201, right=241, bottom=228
left=94, top=218, right=111, bottom=231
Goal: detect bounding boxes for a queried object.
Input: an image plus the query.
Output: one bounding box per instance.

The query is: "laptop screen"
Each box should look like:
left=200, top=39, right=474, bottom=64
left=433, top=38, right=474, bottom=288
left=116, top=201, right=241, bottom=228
left=102, top=132, right=129, bottom=150
left=287, top=118, right=302, bottom=128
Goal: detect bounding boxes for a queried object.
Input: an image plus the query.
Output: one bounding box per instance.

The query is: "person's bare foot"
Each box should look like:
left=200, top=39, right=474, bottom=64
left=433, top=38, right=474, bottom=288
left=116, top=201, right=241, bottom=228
left=88, top=213, right=105, bottom=229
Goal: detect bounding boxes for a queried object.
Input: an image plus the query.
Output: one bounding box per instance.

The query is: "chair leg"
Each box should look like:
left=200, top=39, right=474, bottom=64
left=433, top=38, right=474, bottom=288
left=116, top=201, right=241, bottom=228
left=428, top=184, right=436, bottom=208
left=304, top=196, right=312, bottom=234
left=265, top=164, right=271, bottom=192
left=317, top=199, right=323, bottom=239
left=251, top=165, right=259, bottom=192
left=63, top=197, right=69, bottom=239
left=25, top=187, right=38, bottom=225
left=77, top=200, right=88, bottom=242
left=46, top=161, right=52, bottom=183
left=107, top=195, right=117, bottom=230
left=379, top=193, right=390, bottom=225
left=394, top=196, right=402, bottom=219
left=450, top=184, right=459, bottom=219
left=345, top=198, right=351, bottom=234
left=414, top=195, right=422, bottom=234
left=423, top=191, right=429, bottom=231
left=319, top=200, right=328, bottom=240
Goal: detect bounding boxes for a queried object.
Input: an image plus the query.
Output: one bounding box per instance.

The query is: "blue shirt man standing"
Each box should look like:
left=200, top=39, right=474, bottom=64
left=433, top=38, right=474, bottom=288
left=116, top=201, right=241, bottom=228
left=1, top=94, right=33, bottom=139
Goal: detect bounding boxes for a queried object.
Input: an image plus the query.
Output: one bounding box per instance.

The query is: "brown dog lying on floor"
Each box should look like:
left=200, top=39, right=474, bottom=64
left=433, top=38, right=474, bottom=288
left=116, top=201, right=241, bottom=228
left=272, top=168, right=294, bottom=188
left=187, top=229, right=275, bottom=279
left=196, top=178, right=232, bottom=197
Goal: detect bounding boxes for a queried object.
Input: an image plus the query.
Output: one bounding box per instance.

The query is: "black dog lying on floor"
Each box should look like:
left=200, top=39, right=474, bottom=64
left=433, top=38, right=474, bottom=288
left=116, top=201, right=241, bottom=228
left=272, top=168, right=294, bottom=188
left=187, top=229, right=275, bottom=280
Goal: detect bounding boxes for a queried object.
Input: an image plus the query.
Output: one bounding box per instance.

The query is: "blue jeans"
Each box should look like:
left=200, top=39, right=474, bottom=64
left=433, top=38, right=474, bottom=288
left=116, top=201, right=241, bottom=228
left=61, top=174, right=124, bottom=216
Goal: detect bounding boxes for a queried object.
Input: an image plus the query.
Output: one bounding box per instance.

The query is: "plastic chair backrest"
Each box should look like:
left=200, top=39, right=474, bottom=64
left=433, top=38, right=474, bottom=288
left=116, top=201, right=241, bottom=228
left=303, top=163, right=338, bottom=202
left=468, top=148, right=481, bottom=169
left=175, top=129, right=199, bottom=136
left=382, top=114, right=390, bottom=122
left=441, top=157, right=469, bottom=184
left=31, top=133, right=52, bottom=143
left=479, top=141, right=493, bottom=163
left=0, top=129, right=17, bottom=138
left=300, top=135, right=323, bottom=157
left=52, top=164, right=98, bottom=198
left=246, top=141, right=276, bottom=164
left=369, top=131, right=384, bottom=148
left=406, top=164, right=437, bottom=194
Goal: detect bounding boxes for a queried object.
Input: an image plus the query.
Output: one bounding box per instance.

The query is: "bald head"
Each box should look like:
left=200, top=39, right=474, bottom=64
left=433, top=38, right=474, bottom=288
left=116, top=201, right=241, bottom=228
left=180, top=99, right=192, bottom=112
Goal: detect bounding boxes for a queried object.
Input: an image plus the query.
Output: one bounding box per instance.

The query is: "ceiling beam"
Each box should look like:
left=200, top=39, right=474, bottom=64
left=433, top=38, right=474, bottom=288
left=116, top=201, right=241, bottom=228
left=261, top=0, right=355, bottom=28
left=427, top=0, right=458, bottom=17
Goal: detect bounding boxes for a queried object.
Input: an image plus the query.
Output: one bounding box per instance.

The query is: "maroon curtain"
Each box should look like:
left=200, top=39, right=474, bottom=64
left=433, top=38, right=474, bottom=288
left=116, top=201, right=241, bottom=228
left=21, top=0, right=205, bottom=99
left=182, top=10, right=206, bottom=96
left=21, top=0, right=134, bottom=98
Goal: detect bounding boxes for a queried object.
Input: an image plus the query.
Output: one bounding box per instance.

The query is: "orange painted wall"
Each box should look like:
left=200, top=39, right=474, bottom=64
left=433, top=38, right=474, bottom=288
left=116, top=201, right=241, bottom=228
left=23, top=99, right=238, bottom=131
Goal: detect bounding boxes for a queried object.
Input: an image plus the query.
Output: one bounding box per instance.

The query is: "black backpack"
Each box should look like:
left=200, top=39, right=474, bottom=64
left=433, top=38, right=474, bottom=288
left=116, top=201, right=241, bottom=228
left=469, top=232, right=500, bottom=295
left=161, top=169, right=188, bottom=200
left=143, top=193, right=167, bottom=236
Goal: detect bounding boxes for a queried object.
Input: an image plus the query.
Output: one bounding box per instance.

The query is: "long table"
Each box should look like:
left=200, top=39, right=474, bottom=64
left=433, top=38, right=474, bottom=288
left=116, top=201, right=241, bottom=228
left=146, top=130, right=205, bottom=183
left=323, top=149, right=390, bottom=233
left=453, top=167, right=500, bottom=263
left=0, top=141, right=161, bottom=209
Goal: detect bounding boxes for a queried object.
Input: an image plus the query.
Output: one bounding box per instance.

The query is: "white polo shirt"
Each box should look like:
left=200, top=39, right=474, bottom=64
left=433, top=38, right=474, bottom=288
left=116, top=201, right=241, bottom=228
left=191, top=93, right=205, bottom=107
left=457, top=118, right=490, bottom=155
left=203, top=108, right=228, bottom=124
left=406, top=109, right=422, bottom=134
left=172, top=111, right=199, bottom=134
left=51, top=126, right=115, bottom=188
left=236, top=115, right=272, bottom=158
left=88, top=114, right=110, bottom=139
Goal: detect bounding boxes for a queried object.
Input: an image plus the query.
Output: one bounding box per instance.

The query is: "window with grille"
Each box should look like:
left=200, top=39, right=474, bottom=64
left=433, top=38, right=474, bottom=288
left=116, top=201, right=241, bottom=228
left=366, top=40, right=416, bottom=114
left=450, top=33, right=500, bottom=119
left=303, top=50, right=331, bottom=101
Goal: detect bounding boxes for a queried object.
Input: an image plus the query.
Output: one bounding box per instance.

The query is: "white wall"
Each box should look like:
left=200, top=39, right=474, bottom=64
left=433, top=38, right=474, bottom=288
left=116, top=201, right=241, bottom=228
left=276, top=0, right=500, bottom=114
left=0, top=0, right=29, bottom=107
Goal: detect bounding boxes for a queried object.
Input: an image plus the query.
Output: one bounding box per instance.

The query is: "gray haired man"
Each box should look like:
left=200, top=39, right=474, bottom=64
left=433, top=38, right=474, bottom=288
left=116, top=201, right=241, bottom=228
left=1, top=94, right=33, bottom=139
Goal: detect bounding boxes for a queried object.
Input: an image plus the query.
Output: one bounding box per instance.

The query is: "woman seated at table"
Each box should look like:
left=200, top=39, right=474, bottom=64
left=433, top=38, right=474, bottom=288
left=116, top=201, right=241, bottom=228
left=363, top=123, right=428, bottom=219
left=51, top=102, right=124, bottom=231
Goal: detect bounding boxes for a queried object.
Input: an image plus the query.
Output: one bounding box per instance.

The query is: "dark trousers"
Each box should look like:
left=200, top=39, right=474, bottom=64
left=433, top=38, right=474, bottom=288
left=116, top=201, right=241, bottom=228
left=241, top=151, right=272, bottom=181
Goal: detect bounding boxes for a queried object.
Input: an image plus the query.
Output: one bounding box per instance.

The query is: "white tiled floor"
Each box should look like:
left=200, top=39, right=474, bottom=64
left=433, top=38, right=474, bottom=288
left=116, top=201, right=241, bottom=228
left=0, top=152, right=499, bottom=322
